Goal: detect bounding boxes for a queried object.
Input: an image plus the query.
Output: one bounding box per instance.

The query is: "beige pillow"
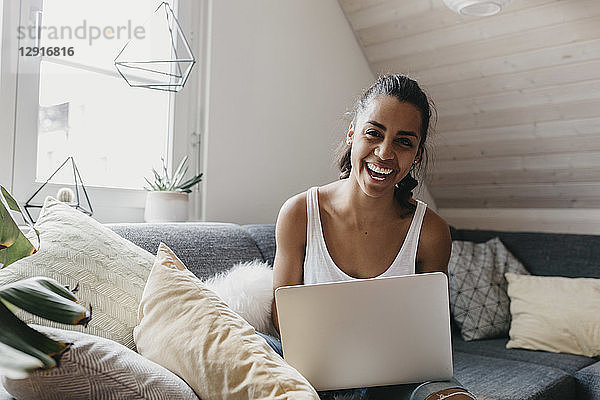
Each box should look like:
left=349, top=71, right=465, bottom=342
left=505, top=272, right=600, bottom=357
left=134, top=243, right=319, bottom=400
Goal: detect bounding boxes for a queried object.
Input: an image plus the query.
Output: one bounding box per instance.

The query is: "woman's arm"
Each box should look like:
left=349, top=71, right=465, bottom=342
left=415, top=208, right=452, bottom=275
left=271, top=192, right=307, bottom=333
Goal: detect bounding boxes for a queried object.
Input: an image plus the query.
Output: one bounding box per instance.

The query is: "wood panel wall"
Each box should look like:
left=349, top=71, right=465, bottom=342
left=338, top=0, right=600, bottom=234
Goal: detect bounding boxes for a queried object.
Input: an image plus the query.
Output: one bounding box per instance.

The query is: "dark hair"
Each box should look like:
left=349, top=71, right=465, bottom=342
left=336, top=74, right=436, bottom=212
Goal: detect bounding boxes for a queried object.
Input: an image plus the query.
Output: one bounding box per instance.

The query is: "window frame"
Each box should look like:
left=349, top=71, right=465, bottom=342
left=0, top=0, right=21, bottom=190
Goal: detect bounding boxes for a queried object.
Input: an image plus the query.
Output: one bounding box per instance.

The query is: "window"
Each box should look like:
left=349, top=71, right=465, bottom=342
left=0, top=0, right=18, bottom=189
left=35, top=0, right=172, bottom=189
left=9, top=0, right=202, bottom=222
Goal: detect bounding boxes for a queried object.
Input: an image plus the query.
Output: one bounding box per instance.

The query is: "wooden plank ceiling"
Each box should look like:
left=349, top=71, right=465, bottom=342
left=338, top=0, right=600, bottom=209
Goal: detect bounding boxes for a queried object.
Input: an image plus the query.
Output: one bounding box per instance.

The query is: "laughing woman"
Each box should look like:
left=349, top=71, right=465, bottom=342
left=262, top=75, right=476, bottom=400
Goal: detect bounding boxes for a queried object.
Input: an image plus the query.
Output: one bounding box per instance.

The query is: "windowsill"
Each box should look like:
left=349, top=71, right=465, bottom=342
left=24, top=183, right=147, bottom=223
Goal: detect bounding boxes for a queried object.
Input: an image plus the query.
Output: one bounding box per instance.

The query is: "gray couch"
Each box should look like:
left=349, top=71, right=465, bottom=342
left=2, top=222, right=599, bottom=400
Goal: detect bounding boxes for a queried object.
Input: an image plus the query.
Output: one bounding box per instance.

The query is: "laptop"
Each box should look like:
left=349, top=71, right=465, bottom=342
left=274, top=272, right=453, bottom=391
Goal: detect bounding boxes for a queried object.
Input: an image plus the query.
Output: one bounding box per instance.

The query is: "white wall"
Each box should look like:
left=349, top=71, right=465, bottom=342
left=202, top=0, right=438, bottom=224
left=201, top=0, right=378, bottom=224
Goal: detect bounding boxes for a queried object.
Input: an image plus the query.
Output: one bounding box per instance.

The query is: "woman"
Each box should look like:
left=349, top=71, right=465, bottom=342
left=261, top=75, right=475, bottom=400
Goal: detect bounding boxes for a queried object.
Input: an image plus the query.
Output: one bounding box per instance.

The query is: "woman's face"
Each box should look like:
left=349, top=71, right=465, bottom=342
left=347, top=95, right=423, bottom=198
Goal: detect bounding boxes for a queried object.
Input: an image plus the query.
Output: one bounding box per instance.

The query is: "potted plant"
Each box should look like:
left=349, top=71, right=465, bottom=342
left=143, top=156, right=203, bottom=222
left=0, top=186, right=91, bottom=378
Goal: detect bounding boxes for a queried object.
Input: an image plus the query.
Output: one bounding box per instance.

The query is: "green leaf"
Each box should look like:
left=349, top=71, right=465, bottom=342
left=0, top=277, right=90, bottom=325
left=161, top=157, right=171, bottom=187
left=170, top=156, right=189, bottom=190
left=0, top=186, right=21, bottom=212
left=152, top=169, right=167, bottom=190
left=171, top=165, right=188, bottom=190
left=178, top=173, right=203, bottom=191
left=0, top=186, right=39, bottom=268
left=145, top=157, right=202, bottom=192
left=0, top=201, right=37, bottom=269
left=0, top=199, right=18, bottom=249
left=144, top=177, right=159, bottom=191
left=0, top=301, right=67, bottom=369
left=0, top=340, right=44, bottom=379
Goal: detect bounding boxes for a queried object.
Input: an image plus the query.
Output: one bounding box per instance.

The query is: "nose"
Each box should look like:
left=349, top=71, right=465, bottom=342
left=374, top=141, right=393, bottom=160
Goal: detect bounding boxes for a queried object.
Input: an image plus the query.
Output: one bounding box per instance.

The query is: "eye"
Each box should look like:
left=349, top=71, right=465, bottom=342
left=395, top=138, right=414, bottom=147
left=365, top=130, right=382, bottom=138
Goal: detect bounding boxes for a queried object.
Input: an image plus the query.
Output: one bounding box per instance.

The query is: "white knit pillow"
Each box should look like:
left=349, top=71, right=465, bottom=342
left=0, top=197, right=154, bottom=349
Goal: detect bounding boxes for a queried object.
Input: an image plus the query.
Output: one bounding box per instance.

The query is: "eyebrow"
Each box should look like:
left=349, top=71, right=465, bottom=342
left=366, top=120, right=418, bottom=138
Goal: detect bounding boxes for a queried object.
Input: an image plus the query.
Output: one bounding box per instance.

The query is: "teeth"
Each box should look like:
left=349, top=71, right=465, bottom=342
left=367, top=163, right=393, bottom=175
left=372, top=176, right=385, bottom=181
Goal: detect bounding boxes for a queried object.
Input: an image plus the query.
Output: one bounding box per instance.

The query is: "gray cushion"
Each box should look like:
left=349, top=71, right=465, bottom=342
left=450, top=228, right=600, bottom=279
left=448, top=237, right=529, bottom=341
left=108, top=223, right=264, bottom=280
left=575, top=361, right=600, bottom=400
left=2, top=325, right=198, bottom=400
left=242, top=224, right=276, bottom=265
left=452, top=332, right=599, bottom=374
left=453, top=351, right=578, bottom=400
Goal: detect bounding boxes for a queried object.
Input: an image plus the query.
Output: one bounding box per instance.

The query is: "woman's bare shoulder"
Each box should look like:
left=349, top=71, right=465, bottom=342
left=278, top=190, right=308, bottom=225
left=422, top=206, right=450, bottom=236
left=279, top=182, right=339, bottom=222
left=416, top=205, right=452, bottom=274
left=276, top=191, right=309, bottom=250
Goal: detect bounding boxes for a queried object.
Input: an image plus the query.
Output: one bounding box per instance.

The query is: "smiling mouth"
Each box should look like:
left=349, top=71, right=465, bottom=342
left=366, top=162, right=394, bottom=181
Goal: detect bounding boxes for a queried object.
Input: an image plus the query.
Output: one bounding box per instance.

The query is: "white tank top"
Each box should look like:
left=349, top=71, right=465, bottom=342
left=303, top=186, right=427, bottom=284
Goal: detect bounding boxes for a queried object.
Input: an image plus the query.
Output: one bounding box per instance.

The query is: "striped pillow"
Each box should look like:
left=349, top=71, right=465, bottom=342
left=2, top=325, right=198, bottom=399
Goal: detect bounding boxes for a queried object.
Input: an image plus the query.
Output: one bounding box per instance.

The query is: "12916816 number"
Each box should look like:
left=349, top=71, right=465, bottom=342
left=19, top=47, right=75, bottom=56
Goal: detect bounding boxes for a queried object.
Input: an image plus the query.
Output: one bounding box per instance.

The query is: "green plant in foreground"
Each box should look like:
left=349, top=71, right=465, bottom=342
left=0, top=186, right=91, bottom=378
left=144, top=156, right=203, bottom=193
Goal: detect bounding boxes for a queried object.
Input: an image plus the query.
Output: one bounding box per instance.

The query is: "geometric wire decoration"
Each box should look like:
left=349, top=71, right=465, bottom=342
left=114, top=2, right=196, bottom=92
left=25, top=157, right=93, bottom=223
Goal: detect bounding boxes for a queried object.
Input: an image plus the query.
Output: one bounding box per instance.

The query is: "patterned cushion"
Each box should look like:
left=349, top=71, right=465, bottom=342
left=448, top=237, right=529, bottom=341
left=1, top=325, right=198, bottom=400
left=0, top=197, right=155, bottom=349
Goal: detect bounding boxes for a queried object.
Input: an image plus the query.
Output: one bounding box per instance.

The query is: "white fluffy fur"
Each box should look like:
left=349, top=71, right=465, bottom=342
left=203, top=260, right=278, bottom=337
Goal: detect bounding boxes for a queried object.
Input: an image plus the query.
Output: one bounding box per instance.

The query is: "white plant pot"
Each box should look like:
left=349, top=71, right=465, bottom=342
left=144, top=191, right=189, bottom=223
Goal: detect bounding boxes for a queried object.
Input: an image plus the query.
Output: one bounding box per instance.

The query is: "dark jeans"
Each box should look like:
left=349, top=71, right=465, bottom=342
left=256, top=332, right=471, bottom=400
